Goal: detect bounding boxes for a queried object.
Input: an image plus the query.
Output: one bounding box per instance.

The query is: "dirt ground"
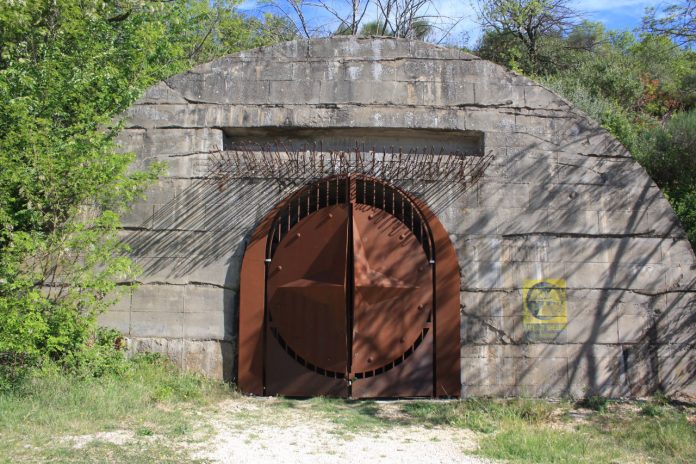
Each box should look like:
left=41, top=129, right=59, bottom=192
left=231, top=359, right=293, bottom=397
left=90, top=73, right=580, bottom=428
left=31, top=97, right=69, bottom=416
left=63, top=397, right=494, bottom=464
left=191, top=399, right=490, bottom=464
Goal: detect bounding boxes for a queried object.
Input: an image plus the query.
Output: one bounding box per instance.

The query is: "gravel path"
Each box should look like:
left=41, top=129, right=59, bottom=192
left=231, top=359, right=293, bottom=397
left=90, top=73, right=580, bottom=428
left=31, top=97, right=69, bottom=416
left=190, top=399, right=495, bottom=464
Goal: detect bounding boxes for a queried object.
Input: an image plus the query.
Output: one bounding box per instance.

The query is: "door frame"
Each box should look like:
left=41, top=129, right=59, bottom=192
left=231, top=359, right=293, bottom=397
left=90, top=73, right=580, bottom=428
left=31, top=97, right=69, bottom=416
left=238, top=174, right=461, bottom=397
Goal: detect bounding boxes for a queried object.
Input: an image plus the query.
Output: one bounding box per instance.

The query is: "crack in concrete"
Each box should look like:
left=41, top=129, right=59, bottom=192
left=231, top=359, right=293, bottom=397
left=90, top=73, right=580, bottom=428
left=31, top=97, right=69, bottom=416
left=460, top=286, right=696, bottom=296
left=501, top=231, right=686, bottom=239
left=461, top=307, right=518, bottom=344
left=118, top=280, right=236, bottom=290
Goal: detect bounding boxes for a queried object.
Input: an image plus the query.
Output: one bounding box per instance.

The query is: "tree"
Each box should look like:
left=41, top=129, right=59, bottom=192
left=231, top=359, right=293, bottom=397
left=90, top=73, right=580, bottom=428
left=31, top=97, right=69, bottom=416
left=566, top=20, right=607, bottom=52
left=641, top=0, right=696, bottom=48
left=260, top=0, right=315, bottom=38
left=473, top=1, right=696, bottom=250
left=474, top=0, right=580, bottom=74
left=216, top=12, right=299, bottom=55
left=349, top=16, right=432, bottom=40
left=636, top=110, right=696, bottom=245
left=264, top=0, right=457, bottom=41
left=372, top=0, right=434, bottom=39
left=315, top=0, right=372, bottom=36
left=0, top=0, right=294, bottom=385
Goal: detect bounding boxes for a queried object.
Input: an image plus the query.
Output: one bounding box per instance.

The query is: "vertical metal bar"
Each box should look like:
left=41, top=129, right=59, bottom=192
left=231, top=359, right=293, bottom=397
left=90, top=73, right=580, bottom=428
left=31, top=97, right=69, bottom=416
left=346, top=197, right=354, bottom=384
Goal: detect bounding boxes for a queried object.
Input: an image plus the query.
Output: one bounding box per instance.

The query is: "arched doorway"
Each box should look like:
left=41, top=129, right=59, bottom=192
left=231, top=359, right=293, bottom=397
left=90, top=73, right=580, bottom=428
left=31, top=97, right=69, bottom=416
left=238, top=175, right=460, bottom=398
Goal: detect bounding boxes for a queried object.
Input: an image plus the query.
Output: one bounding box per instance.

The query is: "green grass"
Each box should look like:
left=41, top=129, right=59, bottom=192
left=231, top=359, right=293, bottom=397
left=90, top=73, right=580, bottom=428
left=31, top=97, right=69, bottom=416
left=400, top=397, right=559, bottom=432
left=301, top=397, right=391, bottom=437
left=478, top=411, right=696, bottom=464
left=478, top=426, right=624, bottom=463
left=29, top=440, right=210, bottom=464
left=397, top=398, right=696, bottom=464
left=269, top=396, right=696, bottom=462
left=0, top=355, right=232, bottom=463
left=1, top=362, right=694, bottom=464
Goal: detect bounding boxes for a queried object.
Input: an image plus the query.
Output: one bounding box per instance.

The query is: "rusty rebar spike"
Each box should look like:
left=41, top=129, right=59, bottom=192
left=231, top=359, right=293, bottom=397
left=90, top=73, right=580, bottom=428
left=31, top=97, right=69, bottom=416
left=234, top=150, right=242, bottom=177
left=212, top=140, right=489, bottom=186
left=273, top=149, right=282, bottom=178
left=355, top=142, right=361, bottom=173
left=362, top=143, right=367, bottom=173
left=262, top=149, right=273, bottom=177
left=435, top=152, right=442, bottom=179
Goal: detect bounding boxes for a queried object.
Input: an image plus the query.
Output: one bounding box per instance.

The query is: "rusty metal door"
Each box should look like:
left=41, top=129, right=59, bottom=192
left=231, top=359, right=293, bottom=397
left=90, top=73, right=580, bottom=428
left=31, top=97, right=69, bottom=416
left=264, top=176, right=436, bottom=397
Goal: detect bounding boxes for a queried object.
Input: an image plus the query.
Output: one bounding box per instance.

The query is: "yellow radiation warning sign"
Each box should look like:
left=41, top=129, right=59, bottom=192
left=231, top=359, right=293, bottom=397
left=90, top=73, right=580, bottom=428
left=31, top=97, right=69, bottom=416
left=522, top=279, right=567, bottom=342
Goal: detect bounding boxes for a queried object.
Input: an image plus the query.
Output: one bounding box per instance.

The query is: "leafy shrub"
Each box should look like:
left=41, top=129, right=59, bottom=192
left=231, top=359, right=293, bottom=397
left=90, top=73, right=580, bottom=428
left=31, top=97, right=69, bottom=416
left=0, top=351, right=35, bottom=393
left=579, top=395, right=609, bottom=412
left=0, top=0, right=298, bottom=393
left=640, top=403, right=663, bottom=417
left=60, top=328, right=130, bottom=379
left=542, top=75, right=641, bottom=153
left=636, top=110, right=696, bottom=245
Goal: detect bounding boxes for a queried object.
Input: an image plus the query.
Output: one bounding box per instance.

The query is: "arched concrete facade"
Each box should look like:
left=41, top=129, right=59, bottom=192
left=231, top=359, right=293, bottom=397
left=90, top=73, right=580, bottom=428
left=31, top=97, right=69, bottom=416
left=108, top=37, right=696, bottom=400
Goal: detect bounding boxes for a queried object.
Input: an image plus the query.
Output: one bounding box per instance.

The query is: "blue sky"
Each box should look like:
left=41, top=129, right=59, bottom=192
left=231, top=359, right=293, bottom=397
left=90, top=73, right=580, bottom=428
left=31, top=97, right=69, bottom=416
left=238, top=0, right=668, bottom=46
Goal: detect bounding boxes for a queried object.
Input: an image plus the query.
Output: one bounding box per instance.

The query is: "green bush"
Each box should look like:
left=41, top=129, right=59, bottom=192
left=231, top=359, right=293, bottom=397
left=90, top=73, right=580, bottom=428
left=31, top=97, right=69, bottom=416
left=640, top=403, right=663, bottom=417
left=578, top=395, right=609, bottom=412
left=543, top=78, right=696, bottom=249
left=60, top=328, right=130, bottom=379
left=0, top=1, right=296, bottom=392
left=636, top=110, right=696, bottom=245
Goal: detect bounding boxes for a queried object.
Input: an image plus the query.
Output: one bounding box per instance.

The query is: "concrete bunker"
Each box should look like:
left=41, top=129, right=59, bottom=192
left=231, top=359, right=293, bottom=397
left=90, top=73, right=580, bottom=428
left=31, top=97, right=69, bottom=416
left=109, top=37, right=696, bottom=400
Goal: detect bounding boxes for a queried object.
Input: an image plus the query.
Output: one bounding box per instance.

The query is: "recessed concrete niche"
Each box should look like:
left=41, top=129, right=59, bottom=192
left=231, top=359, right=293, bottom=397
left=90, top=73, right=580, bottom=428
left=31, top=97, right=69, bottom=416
left=108, top=37, right=696, bottom=401
left=222, top=127, right=484, bottom=155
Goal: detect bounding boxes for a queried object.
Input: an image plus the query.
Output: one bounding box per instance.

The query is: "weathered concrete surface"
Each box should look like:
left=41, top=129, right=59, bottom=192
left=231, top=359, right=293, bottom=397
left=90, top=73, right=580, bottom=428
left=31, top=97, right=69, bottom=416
left=125, top=337, right=234, bottom=381
left=104, top=37, right=696, bottom=401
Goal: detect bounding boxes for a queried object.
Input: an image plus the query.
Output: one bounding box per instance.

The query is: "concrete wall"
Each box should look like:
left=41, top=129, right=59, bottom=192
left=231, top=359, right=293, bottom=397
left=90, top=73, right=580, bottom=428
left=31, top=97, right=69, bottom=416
left=108, top=37, right=696, bottom=401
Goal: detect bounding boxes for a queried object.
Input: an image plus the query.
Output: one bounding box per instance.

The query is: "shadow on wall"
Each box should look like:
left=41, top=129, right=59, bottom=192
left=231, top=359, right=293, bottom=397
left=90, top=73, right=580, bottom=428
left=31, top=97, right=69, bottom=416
left=123, top=174, right=471, bottom=279
left=121, top=124, right=696, bottom=397
left=459, top=127, right=696, bottom=400
left=121, top=169, right=473, bottom=383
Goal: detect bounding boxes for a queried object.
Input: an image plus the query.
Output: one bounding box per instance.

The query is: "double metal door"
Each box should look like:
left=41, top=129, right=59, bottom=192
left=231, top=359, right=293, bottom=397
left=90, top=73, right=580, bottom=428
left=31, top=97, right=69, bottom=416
left=264, top=177, right=434, bottom=397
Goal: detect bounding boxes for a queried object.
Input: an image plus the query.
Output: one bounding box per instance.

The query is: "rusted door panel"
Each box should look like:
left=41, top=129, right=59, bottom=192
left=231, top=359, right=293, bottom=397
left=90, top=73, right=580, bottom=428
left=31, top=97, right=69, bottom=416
left=266, top=204, right=349, bottom=376
left=350, top=205, right=433, bottom=375
left=352, top=329, right=434, bottom=398
left=253, top=175, right=459, bottom=398
left=265, top=327, right=349, bottom=397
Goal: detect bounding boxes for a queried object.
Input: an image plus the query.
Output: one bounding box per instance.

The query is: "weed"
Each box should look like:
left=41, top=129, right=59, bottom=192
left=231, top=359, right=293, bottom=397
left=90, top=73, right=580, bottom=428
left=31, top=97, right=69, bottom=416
left=307, top=397, right=390, bottom=433
left=640, top=403, right=663, bottom=417
left=400, top=398, right=560, bottom=433
left=170, top=422, right=193, bottom=436
left=653, top=390, right=671, bottom=406
left=478, top=425, right=624, bottom=463
left=0, top=356, right=229, bottom=462
left=579, top=395, right=610, bottom=412
left=136, top=427, right=154, bottom=437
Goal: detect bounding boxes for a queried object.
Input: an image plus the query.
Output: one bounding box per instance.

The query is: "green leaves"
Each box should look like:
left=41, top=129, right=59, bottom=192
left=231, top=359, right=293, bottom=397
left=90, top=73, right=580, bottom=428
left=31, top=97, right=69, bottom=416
left=0, top=0, right=294, bottom=384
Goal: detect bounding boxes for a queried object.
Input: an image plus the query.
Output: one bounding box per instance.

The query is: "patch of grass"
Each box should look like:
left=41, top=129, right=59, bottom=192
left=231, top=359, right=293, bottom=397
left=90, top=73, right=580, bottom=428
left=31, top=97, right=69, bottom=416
left=36, top=440, right=209, bottom=464
left=273, top=397, right=298, bottom=409
left=478, top=425, right=626, bottom=463
left=169, top=421, right=193, bottom=437
left=302, top=397, right=391, bottom=437
left=135, top=426, right=154, bottom=437
left=604, top=409, right=696, bottom=463
left=400, top=398, right=559, bottom=433
left=640, top=402, right=663, bottom=417
left=0, top=355, right=232, bottom=462
left=578, top=395, right=610, bottom=412
left=395, top=397, right=695, bottom=464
